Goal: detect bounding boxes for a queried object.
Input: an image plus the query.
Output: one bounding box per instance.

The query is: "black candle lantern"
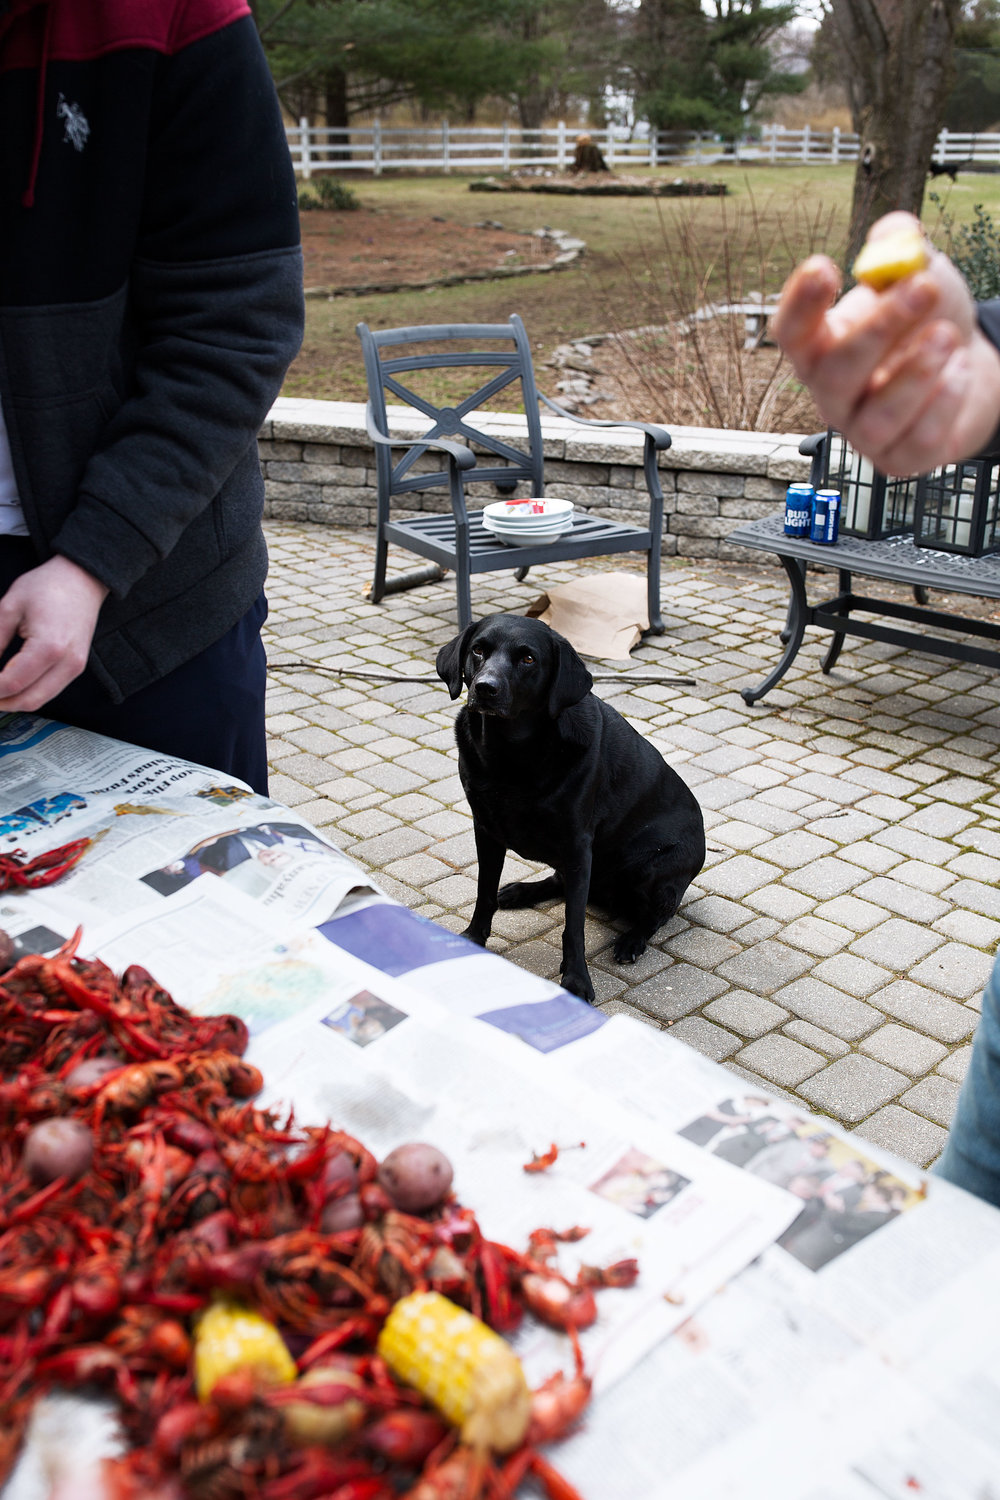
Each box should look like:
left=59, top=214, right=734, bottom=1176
left=822, top=431, right=917, bottom=540
left=913, top=458, right=1000, bottom=557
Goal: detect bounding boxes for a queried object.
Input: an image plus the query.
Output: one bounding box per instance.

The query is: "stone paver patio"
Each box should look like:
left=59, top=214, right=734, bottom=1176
left=263, top=520, right=1000, bottom=1171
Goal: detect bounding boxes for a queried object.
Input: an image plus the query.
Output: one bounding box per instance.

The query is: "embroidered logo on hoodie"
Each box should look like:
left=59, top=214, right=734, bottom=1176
left=56, top=94, right=89, bottom=153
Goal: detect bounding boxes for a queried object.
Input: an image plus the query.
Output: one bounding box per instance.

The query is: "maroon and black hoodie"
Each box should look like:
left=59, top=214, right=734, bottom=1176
left=0, top=0, right=304, bottom=701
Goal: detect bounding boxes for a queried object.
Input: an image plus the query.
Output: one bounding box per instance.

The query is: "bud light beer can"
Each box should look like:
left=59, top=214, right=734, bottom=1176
left=784, top=483, right=813, bottom=538
left=817, top=488, right=840, bottom=545
left=809, top=490, right=829, bottom=543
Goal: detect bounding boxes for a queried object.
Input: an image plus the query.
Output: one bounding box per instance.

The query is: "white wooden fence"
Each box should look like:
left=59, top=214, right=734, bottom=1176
left=288, top=120, right=1000, bottom=177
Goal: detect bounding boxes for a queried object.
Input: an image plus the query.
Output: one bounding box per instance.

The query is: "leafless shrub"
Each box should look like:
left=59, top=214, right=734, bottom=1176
left=588, top=186, right=845, bottom=433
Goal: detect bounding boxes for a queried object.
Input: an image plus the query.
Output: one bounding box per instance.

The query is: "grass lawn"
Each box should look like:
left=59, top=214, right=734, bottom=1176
left=287, top=163, right=1000, bottom=422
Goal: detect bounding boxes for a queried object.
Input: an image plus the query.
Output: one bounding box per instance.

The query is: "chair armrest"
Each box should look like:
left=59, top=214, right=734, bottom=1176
left=364, top=404, right=477, bottom=471
left=538, top=391, right=672, bottom=451
left=537, top=391, right=668, bottom=528
left=798, top=430, right=828, bottom=492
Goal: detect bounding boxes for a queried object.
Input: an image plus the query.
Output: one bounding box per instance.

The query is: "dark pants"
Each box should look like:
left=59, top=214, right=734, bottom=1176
left=0, top=538, right=269, bottom=795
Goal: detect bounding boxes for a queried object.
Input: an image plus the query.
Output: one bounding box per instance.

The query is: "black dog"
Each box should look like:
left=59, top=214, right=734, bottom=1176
left=436, top=614, right=706, bottom=1003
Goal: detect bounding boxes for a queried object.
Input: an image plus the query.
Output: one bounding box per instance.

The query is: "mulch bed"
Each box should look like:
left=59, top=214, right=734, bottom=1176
left=470, top=172, right=727, bottom=196
left=300, top=207, right=563, bottom=294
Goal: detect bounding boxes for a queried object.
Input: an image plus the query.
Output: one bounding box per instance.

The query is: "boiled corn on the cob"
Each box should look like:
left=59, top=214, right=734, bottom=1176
left=194, top=1297, right=297, bottom=1401
left=852, top=227, right=930, bottom=290
left=377, top=1290, right=531, bottom=1453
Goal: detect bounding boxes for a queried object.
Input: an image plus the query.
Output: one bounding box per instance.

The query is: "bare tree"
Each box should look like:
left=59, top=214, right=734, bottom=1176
left=827, top=0, right=962, bottom=267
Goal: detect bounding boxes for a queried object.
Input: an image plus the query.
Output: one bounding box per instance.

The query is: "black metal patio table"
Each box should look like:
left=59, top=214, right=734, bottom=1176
left=728, top=514, right=1000, bottom=705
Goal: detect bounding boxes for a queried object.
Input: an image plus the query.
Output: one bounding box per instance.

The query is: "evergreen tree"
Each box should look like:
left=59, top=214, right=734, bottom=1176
left=629, top=0, right=805, bottom=138
left=945, top=1, right=1000, bottom=133
left=249, top=0, right=561, bottom=127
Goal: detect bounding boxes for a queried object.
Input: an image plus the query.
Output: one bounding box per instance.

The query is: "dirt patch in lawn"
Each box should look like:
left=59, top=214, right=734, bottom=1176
left=300, top=207, right=565, bottom=293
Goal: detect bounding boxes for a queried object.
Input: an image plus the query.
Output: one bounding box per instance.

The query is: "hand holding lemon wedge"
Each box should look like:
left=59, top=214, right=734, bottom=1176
left=771, top=210, right=1000, bottom=478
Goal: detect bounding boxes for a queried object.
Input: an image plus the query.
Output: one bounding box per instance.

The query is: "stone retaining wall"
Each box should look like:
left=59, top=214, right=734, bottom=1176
left=260, top=397, right=814, bottom=562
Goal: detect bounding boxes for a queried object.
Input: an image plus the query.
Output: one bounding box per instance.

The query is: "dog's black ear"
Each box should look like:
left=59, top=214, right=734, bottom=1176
left=435, top=625, right=478, bottom=700
left=548, top=635, right=593, bottom=717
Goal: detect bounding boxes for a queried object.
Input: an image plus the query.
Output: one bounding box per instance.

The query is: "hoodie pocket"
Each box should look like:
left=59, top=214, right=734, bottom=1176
left=0, top=285, right=129, bottom=401
left=6, top=385, right=120, bottom=545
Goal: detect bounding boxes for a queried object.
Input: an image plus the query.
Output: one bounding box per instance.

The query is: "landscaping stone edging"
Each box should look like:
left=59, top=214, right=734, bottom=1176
left=260, top=397, right=812, bottom=564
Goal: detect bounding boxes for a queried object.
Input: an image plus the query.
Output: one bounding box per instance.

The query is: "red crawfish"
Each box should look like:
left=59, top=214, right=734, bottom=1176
left=0, top=837, right=90, bottom=891
left=523, top=1141, right=586, bottom=1174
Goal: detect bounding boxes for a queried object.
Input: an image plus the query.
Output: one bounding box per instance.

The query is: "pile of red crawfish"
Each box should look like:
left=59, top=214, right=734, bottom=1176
left=0, top=926, right=638, bottom=1500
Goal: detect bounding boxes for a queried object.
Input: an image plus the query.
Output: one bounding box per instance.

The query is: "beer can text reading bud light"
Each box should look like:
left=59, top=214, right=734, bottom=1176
left=816, top=489, right=840, bottom=546
left=784, top=484, right=814, bottom=538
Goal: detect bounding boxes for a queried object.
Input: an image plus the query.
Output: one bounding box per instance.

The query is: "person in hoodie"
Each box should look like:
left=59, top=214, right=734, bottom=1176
left=0, top=0, right=304, bottom=793
left=774, top=212, right=1000, bottom=1213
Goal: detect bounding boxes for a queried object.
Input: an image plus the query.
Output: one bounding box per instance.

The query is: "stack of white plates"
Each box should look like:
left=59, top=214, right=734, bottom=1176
left=481, top=497, right=575, bottom=547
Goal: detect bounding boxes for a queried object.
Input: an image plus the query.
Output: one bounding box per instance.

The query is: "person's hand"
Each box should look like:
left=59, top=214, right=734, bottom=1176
left=773, top=211, right=1000, bottom=475
left=0, top=555, right=109, bottom=710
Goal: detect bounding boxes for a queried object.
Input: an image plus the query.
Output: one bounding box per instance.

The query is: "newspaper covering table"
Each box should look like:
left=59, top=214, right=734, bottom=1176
left=2, top=714, right=1000, bottom=1500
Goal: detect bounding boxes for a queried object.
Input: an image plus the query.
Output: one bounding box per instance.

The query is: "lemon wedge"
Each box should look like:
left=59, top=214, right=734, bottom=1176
left=852, top=228, right=930, bottom=290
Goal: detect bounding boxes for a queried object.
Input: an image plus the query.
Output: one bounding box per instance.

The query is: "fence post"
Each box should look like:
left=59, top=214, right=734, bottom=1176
left=557, top=119, right=566, bottom=171
left=831, top=125, right=840, bottom=164
left=373, top=118, right=382, bottom=177
left=606, top=124, right=615, bottom=170
left=801, top=122, right=810, bottom=162
left=502, top=120, right=511, bottom=172
left=442, top=119, right=450, bottom=174
left=769, top=123, right=778, bottom=163
left=649, top=126, right=657, bottom=168
left=299, top=116, right=311, bottom=180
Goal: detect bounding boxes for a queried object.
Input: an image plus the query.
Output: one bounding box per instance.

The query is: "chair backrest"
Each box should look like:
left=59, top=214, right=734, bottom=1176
left=356, top=316, right=546, bottom=504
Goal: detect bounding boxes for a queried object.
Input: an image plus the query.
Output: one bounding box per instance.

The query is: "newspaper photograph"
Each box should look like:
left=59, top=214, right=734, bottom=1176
left=319, top=900, right=610, bottom=1051
left=0, top=716, right=382, bottom=935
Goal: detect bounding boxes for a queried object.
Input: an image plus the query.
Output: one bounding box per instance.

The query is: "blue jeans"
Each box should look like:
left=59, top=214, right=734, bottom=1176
left=934, top=950, right=1000, bottom=1209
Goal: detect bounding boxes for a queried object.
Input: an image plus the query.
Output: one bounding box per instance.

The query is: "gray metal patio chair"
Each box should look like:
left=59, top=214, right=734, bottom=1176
left=356, top=314, right=672, bottom=632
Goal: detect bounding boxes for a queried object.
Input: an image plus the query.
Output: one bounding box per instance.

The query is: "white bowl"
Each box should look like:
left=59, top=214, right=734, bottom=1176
left=483, top=515, right=567, bottom=533
left=482, top=497, right=575, bottom=525
left=481, top=517, right=570, bottom=547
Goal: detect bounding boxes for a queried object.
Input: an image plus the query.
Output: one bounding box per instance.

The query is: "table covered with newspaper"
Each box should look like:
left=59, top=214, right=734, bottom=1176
left=2, top=713, right=1000, bottom=1500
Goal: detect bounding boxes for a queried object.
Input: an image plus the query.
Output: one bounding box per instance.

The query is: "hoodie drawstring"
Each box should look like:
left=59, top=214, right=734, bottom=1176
left=21, top=0, right=52, bottom=208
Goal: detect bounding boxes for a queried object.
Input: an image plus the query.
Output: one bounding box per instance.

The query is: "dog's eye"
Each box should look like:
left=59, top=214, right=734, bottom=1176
left=519, top=653, right=535, bottom=666
left=471, top=646, right=484, bottom=661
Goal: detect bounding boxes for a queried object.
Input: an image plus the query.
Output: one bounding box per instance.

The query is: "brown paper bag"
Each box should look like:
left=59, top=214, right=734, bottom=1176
left=526, top=573, right=649, bottom=659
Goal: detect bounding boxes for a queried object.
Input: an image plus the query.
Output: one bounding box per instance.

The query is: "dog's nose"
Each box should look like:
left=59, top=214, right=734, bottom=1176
left=474, top=674, right=499, bottom=699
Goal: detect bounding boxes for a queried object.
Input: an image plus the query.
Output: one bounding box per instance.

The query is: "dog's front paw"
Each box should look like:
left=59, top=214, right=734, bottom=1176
left=561, top=969, right=596, bottom=1005
left=462, top=924, right=489, bottom=948
left=612, top=931, right=648, bottom=965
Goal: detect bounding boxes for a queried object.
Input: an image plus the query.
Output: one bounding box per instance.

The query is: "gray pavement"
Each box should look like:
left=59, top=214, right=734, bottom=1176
left=262, top=520, right=1000, bottom=1171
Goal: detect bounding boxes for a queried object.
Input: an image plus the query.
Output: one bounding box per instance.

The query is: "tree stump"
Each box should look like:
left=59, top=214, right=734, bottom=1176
left=570, top=133, right=608, bottom=174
